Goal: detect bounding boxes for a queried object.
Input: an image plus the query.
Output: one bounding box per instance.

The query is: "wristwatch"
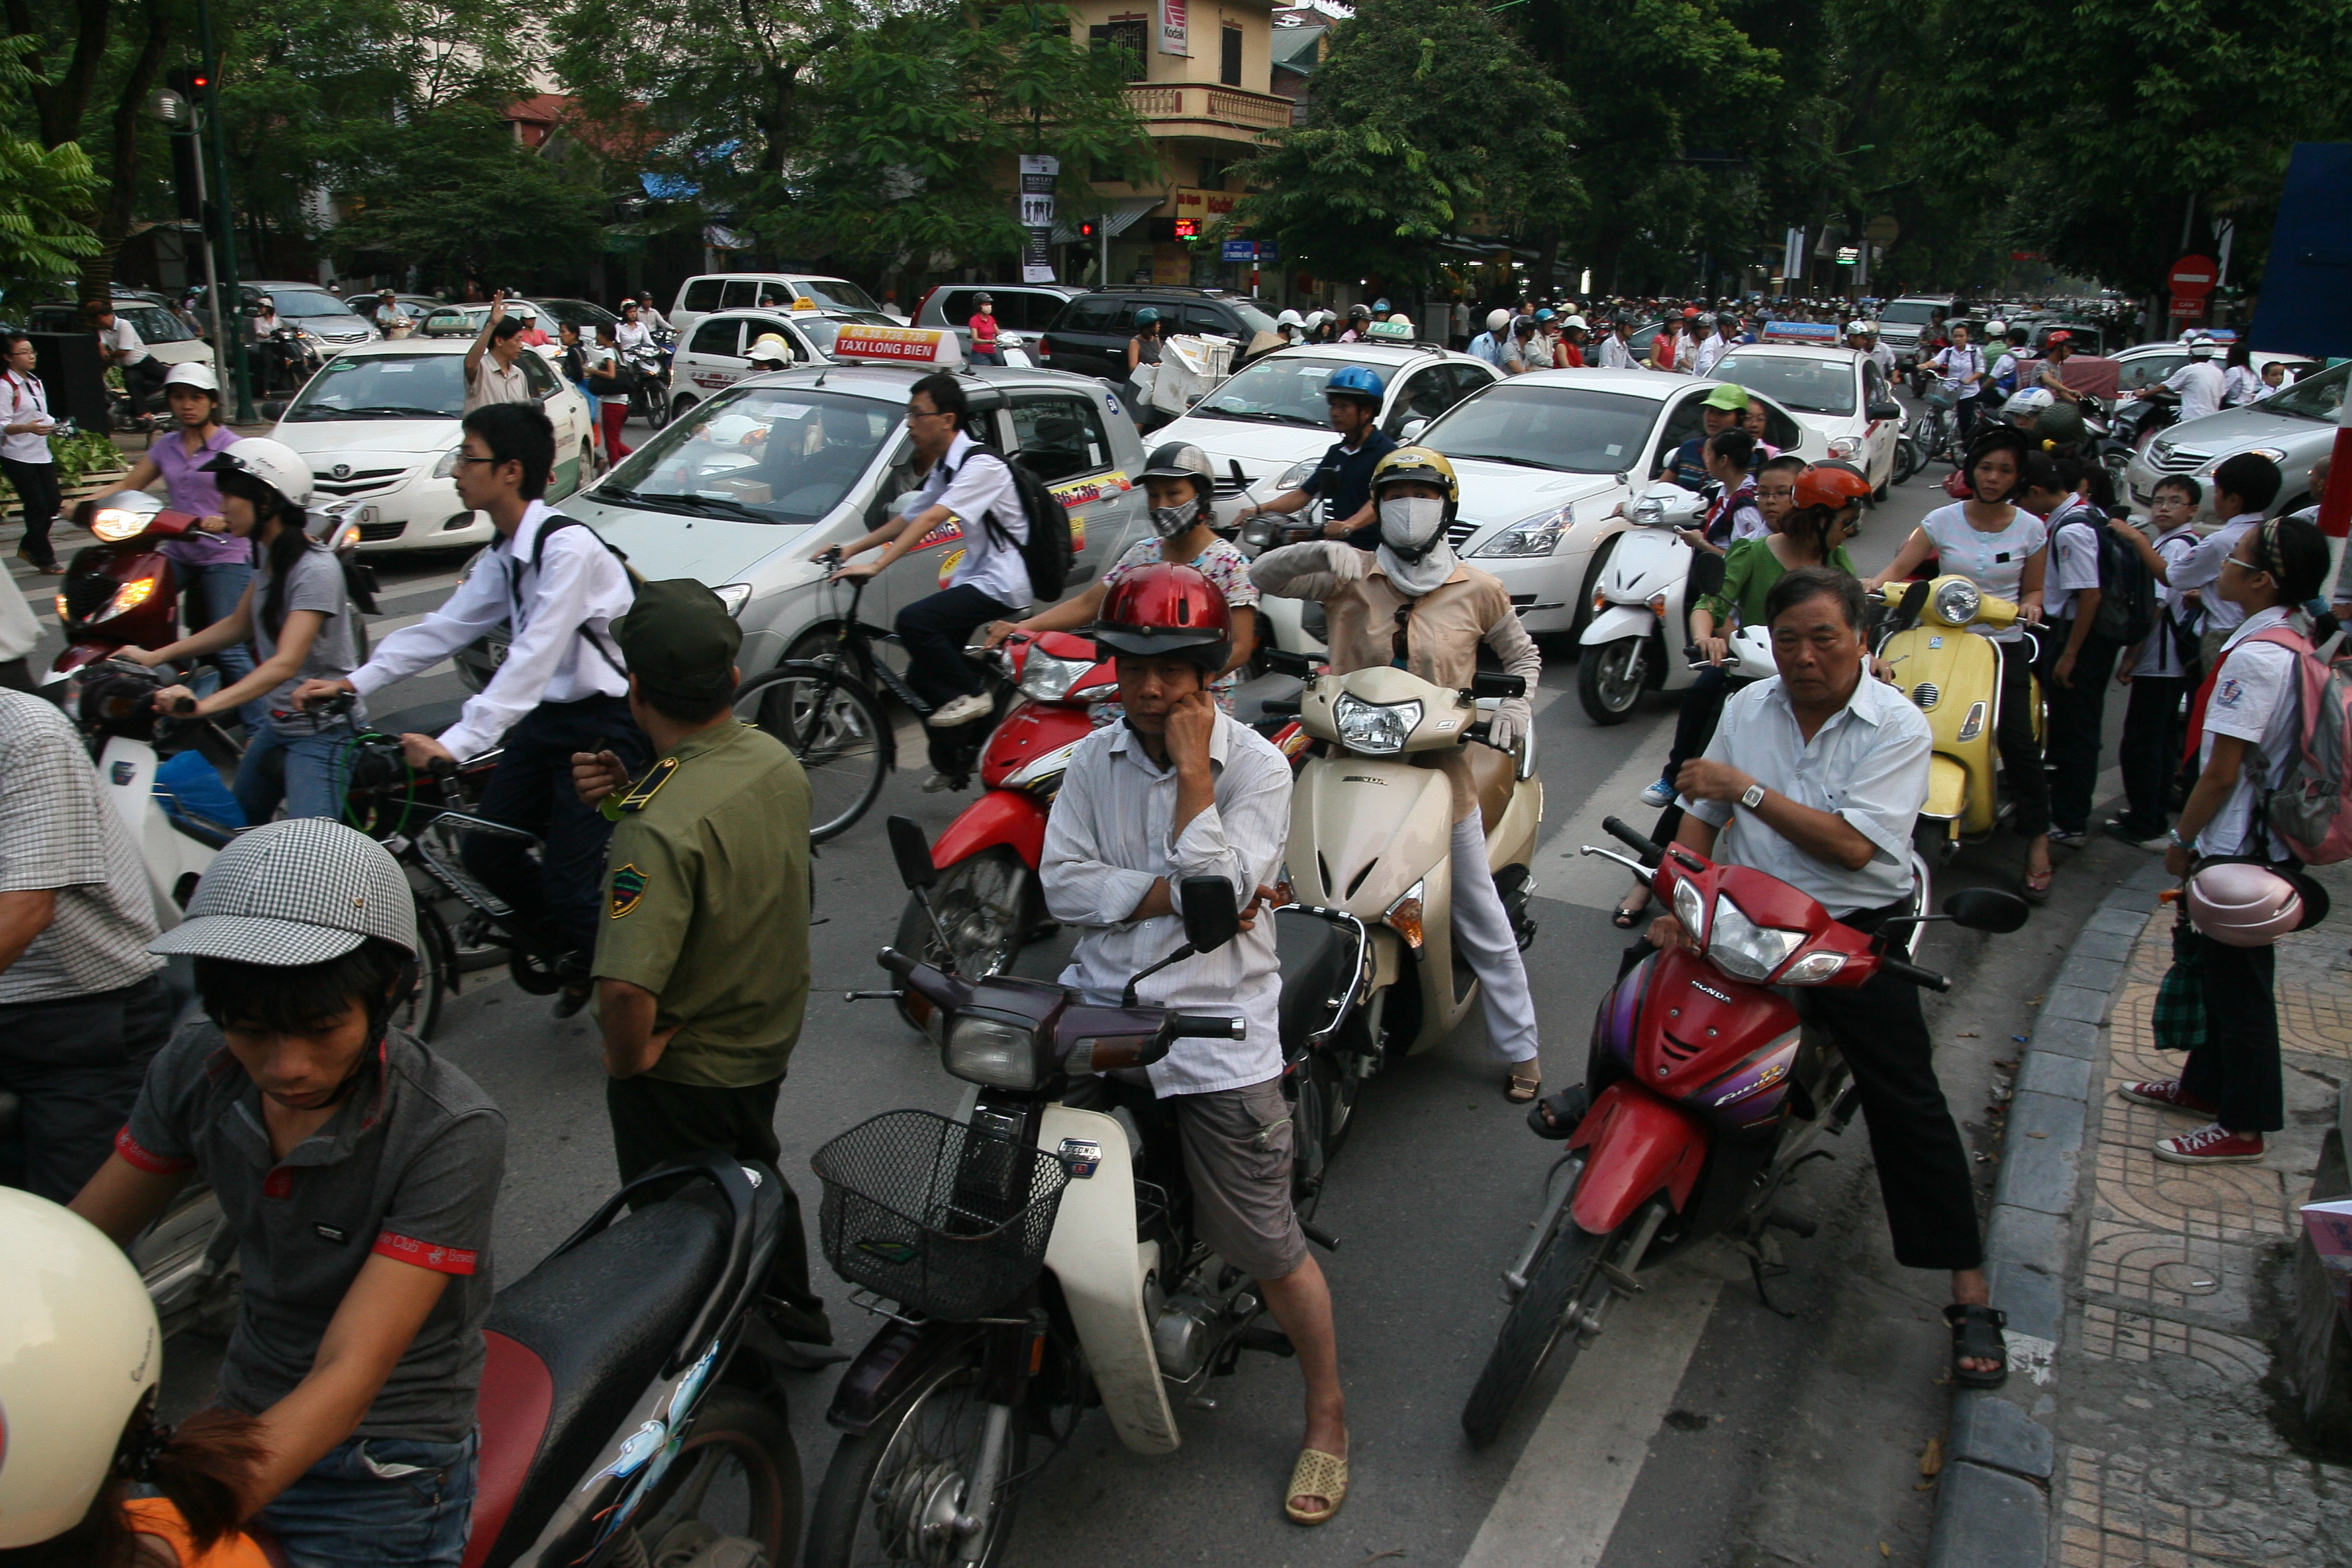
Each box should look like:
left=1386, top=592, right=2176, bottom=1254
left=1738, top=782, right=1767, bottom=812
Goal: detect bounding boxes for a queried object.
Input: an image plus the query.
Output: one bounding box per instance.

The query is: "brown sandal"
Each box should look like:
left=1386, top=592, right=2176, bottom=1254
left=1506, top=1061, right=1542, bottom=1103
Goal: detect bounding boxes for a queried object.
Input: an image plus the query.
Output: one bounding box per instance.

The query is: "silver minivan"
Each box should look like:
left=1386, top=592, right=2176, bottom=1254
left=454, top=362, right=1150, bottom=688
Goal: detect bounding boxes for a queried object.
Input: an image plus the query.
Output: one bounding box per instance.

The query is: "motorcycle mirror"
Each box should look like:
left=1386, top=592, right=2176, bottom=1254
left=1179, top=876, right=1242, bottom=954
left=1898, top=578, right=1932, bottom=618
left=1469, top=671, right=1527, bottom=701
left=1259, top=646, right=1318, bottom=679
left=1943, top=887, right=2030, bottom=934
left=885, top=814, right=938, bottom=891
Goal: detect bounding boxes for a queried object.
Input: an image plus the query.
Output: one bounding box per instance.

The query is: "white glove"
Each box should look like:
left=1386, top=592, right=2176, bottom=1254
left=1487, top=697, right=1532, bottom=754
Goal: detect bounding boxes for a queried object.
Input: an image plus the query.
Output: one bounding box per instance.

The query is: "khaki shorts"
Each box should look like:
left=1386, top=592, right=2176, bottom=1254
left=1175, top=1077, right=1308, bottom=1283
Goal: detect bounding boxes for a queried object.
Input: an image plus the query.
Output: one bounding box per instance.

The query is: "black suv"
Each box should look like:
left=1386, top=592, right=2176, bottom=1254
left=1038, top=289, right=1281, bottom=381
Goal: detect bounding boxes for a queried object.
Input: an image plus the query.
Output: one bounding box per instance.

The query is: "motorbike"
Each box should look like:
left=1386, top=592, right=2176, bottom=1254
left=250, top=323, right=322, bottom=401
left=626, top=327, right=677, bottom=430
left=1576, top=480, right=1707, bottom=724
left=1458, top=816, right=2026, bottom=1445
left=1871, top=576, right=2045, bottom=863
left=811, top=829, right=1331, bottom=1567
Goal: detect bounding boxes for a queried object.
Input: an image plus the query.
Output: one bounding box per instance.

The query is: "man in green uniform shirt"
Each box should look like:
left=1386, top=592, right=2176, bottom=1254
left=571, top=577, right=831, bottom=1346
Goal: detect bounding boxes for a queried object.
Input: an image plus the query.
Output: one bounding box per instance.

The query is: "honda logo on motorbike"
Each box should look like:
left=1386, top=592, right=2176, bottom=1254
left=1689, top=979, right=1732, bottom=1003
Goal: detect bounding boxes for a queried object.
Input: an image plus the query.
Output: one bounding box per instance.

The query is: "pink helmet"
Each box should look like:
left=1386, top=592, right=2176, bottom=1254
left=2185, top=861, right=2304, bottom=948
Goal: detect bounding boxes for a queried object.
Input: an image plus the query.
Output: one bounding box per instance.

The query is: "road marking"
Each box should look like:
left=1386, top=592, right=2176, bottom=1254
left=1528, top=710, right=1676, bottom=912
left=372, top=567, right=471, bottom=601
left=1459, top=1267, right=1723, bottom=1568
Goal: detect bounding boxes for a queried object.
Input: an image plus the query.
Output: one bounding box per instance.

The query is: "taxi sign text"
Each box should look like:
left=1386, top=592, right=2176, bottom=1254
left=830, top=325, right=963, bottom=367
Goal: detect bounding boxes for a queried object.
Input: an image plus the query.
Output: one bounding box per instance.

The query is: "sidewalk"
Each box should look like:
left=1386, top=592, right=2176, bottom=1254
left=1929, top=858, right=2352, bottom=1567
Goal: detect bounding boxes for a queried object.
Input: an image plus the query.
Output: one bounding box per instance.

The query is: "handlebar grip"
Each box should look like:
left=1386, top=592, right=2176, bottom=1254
left=166, top=696, right=196, bottom=716
left=1602, top=815, right=1665, bottom=865
left=1877, top=955, right=1951, bottom=993
left=1171, top=1012, right=1245, bottom=1040
left=426, top=758, right=458, bottom=779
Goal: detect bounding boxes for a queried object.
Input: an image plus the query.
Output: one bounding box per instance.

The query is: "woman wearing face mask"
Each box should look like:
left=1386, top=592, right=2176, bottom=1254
left=1253, top=447, right=1547, bottom=1102
left=979, top=442, right=1258, bottom=712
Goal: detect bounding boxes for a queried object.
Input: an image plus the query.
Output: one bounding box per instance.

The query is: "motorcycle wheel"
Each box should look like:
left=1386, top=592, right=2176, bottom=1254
left=805, top=1350, right=1027, bottom=1568
left=395, top=907, right=450, bottom=1040
left=626, top=1389, right=801, bottom=1566
left=640, top=379, right=673, bottom=430
left=1892, top=436, right=1920, bottom=487
left=1576, top=638, right=1648, bottom=724
left=1461, top=1212, right=1612, bottom=1447
left=891, top=849, right=1038, bottom=1032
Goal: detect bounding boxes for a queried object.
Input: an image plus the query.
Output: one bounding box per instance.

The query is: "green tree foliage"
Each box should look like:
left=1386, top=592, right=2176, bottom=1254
left=0, top=34, right=102, bottom=301
left=1234, top=0, right=1575, bottom=293
left=329, top=103, right=605, bottom=292
left=3, top=0, right=179, bottom=291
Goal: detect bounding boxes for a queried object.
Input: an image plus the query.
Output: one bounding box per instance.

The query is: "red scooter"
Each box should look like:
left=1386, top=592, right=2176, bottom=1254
left=1458, top=816, right=2026, bottom=1445
left=46, top=491, right=198, bottom=684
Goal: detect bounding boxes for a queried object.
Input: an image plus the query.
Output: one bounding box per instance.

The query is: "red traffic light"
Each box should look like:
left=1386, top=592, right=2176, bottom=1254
left=1079, top=222, right=1095, bottom=238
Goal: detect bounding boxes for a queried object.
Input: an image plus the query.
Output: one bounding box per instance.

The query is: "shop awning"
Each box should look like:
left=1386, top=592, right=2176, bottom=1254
left=1054, top=194, right=1163, bottom=244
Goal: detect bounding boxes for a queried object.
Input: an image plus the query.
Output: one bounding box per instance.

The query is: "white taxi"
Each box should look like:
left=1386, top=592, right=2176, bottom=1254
left=1708, top=325, right=1904, bottom=496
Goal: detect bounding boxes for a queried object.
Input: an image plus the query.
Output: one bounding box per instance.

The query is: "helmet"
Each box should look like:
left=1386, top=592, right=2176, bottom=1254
left=163, top=361, right=220, bottom=394
left=2186, top=861, right=2305, bottom=947
left=1700, top=381, right=1751, bottom=412
left=1324, top=364, right=1386, bottom=403
left=1371, top=445, right=1459, bottom=514
left=746, top=333, right=792, bottom=365
left=1683, top=305, right=1700, bottom=317
left=1091, top=562, right=1232, bottom=671
left=201, top=436, right=314, bottom=508
left=1845, top=319, right=1871, bottom=336
left=1132, top=306, right=1161, bottom=327
left=1486, top=309, right=1509, bottom=333
left=1373, top=298, right=1391, bottom=312
left=0, top=1188, right=160, bottom=1549
left=1139, top=440, right=1214, bottom=495
left=2183, top=329, right=2215, bottom=357
left=1277, top=308, right=1304, bottom=328
left=973, top=291, right=993, bottom=304
left=2001, top=387, right=2057, bottom=426
left=149, top=816, right=418, bottom=964
left=2032, top=400, right=2087, bottom=449
left=1349, top=303, right=1372, bottom=322
left=2043, top=328, right=2075, bottom=350
left=1792, top=463, right=1873, bottom=512
left=1986, top=318, right=2007, bottom=336
left=1535, top=308, right=1555, bottom=322
left=1696, top=312, right=1718, bottom=326
left=1561, top=314, right=1589, bottom=332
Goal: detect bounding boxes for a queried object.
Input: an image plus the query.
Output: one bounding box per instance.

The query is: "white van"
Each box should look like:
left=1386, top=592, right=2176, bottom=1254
left=669, top=274, right=889, bottom=334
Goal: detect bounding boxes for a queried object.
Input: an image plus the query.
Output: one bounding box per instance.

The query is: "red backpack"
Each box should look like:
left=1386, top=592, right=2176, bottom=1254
left=2184, top=624, right=2352, bottom=865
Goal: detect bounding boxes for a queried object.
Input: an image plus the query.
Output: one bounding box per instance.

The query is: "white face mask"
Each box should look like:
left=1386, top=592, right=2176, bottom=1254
left=1379, top=496, right=1447, bottom=556
left=1148, top=497, right=1201, bottom=538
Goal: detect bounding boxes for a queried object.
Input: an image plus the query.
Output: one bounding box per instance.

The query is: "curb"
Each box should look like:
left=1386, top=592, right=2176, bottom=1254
left=1924, top=856, right=2175, bottom=1568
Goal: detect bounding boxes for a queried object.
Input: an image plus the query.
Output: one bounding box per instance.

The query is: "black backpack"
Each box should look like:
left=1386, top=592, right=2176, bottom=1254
left=973, top=451, right=1074, bottom=603
left=2062, top=510, right=2155, bottom=647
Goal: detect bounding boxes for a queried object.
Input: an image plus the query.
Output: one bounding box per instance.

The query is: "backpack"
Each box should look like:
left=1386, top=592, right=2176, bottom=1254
left=972, top=450, right=1074, bottom=603
left=2248, top=628, right=2352, bottom=866
left=513, top=513, right=643, bottom=675
left=2062, top=509, right=2155, bottom=646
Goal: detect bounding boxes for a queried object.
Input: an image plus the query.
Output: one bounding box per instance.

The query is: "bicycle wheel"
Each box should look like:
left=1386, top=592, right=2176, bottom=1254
left=734, top=661, right=893, bottom=842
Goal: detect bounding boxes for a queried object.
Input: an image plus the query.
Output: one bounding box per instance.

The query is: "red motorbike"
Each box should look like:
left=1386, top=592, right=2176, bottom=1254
left=1458, top=816, right=2026, bottom=1445
left=46, top=491, right=199, bottom=683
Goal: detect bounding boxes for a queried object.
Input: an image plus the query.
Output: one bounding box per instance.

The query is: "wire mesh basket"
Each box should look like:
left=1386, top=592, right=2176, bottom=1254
left=812, top=1109, right=1070, bottom=1322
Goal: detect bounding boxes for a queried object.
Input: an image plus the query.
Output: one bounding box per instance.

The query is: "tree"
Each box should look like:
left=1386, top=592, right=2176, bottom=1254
left=0, top=34, right=102, bottom=303
left=1234, top=0, right=1576, bottom=293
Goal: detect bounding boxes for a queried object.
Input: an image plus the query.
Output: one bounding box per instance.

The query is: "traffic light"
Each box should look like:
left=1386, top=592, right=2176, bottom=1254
left=1079, top=220, right=1096, bottom=240
left=165, top=65, right=210, bottom=99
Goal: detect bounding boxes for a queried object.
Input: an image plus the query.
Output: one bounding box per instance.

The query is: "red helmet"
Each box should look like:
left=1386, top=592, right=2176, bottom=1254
left=1792, top=463, right=1873, bottom=512
left=1093, top=562, right=1232, bottom=671
left=2043, top=329, right=2073, bottom=348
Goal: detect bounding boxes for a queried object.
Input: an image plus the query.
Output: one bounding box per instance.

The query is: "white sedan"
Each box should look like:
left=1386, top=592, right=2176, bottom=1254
left=1411, top=369, right=1828, bottom=637
left=1706, top=342, right=1903, bottom=495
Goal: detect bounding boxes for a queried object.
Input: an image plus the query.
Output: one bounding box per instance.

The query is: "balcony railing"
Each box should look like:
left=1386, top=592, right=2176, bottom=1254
left=1123, top=83, right=1293, bottom=135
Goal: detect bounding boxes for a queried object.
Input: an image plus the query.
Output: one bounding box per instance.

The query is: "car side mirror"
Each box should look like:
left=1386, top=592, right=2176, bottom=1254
left=1179, top=876, right=1241, bottom=954
left=1944, top=887, right=2030, bottom=933
left=1400, top=418, right=1428, bottom=441
left=1868, top=399, right=1902, bottom=421
left=885, top=814, right=937, bottom=891
left=1469, top=671, right=1527, bottom=701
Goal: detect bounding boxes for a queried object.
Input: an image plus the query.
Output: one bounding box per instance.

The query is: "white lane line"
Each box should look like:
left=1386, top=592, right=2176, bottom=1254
left=371, top=568, right=470, bottom=600
left=1459, top=1268, right=1724, bottom=1568
left=1528, top=710, right=1677, bottom=912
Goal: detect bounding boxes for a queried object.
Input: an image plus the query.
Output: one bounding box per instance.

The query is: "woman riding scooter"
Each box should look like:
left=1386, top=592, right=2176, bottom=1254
left=1865, top=426, right=2055, bottom=899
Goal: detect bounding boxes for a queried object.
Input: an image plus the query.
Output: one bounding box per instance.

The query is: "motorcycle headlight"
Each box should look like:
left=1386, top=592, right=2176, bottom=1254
left=1474, top=505, right=1570, bottom=558
left=89, top=501, right=160, bottom=542
left=1706, top=894, right=1805, bottom=983
left=1332, top=693, right=1420, bottom=754
left=95, top=576, right=160, bottom=622
left=1671, top=874, right=1708, bottom=946
left=1930, top=579, right=1981, bottom=626
left=431, top=445, right=464, bottom=480
left=944, top=1014, right=1042, bottom=1089
left=1275, top=458, right=1317, bottom=491
left=1777, top=950, right=1847, bottom=985
left=1019, top=648, right=1097, bottom=703
left=713, top=583, right=751, bottom=617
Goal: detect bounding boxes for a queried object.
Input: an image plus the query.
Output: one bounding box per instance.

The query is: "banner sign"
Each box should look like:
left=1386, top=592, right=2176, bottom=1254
left=1159, top=0, right=1187, bottom=54
left=1018, top=154, right=1059, bottom=284
left=1221, top=240, right=1256, bottom=261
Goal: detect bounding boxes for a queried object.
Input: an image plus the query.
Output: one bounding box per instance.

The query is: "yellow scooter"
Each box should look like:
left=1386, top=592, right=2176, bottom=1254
left=1873, top=576, right=2045, bottom=861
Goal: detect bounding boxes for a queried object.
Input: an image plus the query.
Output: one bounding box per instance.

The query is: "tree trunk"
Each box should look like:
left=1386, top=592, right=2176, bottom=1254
left=92, top=0, right=175, bottom=291
left=8, top=0, right=110, bottom=151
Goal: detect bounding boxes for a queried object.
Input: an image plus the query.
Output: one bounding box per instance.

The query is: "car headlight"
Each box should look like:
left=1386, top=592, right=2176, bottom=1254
left=1671, top=875, right=1707, bottom=946
left=431, top=445, right=463, bottom=480
left=1019, top=648, right=1097, bottom=703
left=1332, top=693, right=1420, bottom=753
left=713, top=583, right=751, bottom=617
left=1777, top=950, right=1847, bottom=985
left=1275, top=458, right=1317, bottom=490
left=1828, top=436, right=1862, bottom=458
left=1931, top=579, right=1981, bottom=626
left=1706, top=894, right=1804, bottom=982
left=1474, top=505, right=1569, bottom=558
left=1383, top=881, right=1426, bottom=947
left=2246, top=446, right=2288, bottom=465
left=944, top=1014, right=1041, bottom=1089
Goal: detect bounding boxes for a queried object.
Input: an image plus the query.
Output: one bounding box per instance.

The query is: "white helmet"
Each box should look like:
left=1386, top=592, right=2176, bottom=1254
left=1277, top=308, right=1304, bottom=328
left=1986, top=318, right=2008, bottom=336
left=1486, top=309, right=1510, bottom=333
left=2001, top=387, right=2057, bottom=426
left=201, top=436, right=315, bottom=508
left=163, top=361, right=220, bottom=394
left=1845, top=319, right=1872, bottom=336
left=2182, top=329, right=2216, bottom=357
left=1561, top=314, right=1589, bottom=331
left=2186, top=861, right=2308, bottom=947
left=745, top=333, right=792, bottom=366
left=0, top=1189, right=161, bottom=1549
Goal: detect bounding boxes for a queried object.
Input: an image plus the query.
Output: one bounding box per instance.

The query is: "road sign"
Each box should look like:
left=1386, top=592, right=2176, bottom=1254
left=1834, top=246, right=1859, bottom=266
left=1221, top=240, right=1255, bottom=262
left=1865, top=213, right=1900, bottom=244
left=2168, top=296, right=2204, bottom=319
left=2168, top=254, right=2219, bottom=298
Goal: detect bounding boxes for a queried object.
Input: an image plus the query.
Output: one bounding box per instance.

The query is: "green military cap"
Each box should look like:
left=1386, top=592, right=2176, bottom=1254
left=611, top=579, right=742, bottom=703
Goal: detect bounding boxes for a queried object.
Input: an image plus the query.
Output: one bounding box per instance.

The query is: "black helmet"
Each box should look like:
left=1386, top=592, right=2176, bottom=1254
left=1140, top=441, right=1214, bottom=496
left=2032, top=400, right=2087, bottom=450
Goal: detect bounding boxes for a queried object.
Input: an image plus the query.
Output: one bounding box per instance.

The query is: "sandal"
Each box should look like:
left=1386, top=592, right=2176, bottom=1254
left=1612, top=888, right=1651, bottom=930
left=2020, top=865, right=2053, bottom=905
left=1943, top=1303, right=2008, bottom=1389
left=1527, top=1083, right=1590, bottom=1140
left=1283, top=1440, right=1349, bottom=1526
left=1506, top=1061, right=1541, bottom=1104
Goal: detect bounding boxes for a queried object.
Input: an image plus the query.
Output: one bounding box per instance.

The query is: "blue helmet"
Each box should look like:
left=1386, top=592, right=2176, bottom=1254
left=1325, top=365, right=1385, bottom=403
left=1133, top=306, right=1161, bottom=327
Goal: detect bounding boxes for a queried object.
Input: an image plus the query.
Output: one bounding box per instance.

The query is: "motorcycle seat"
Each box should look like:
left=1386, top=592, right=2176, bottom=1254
left=1276, top=907, right=1361, bottom=1061
left=1465, top=742, right=1516, bottom=838
left=463, top=1193, right=732, bottom=1568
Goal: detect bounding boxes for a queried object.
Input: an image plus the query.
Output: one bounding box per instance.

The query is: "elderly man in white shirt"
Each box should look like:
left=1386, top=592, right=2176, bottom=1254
left=1040, top=561, right=1351, bottom=1525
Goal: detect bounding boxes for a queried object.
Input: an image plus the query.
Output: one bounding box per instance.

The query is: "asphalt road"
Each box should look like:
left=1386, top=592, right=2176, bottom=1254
left=11, top=430, right=2143, bottom=1567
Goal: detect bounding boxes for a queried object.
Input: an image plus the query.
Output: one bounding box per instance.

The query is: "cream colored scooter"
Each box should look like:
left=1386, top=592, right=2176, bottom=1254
left=1263, top=650, right=1543, bottom=1070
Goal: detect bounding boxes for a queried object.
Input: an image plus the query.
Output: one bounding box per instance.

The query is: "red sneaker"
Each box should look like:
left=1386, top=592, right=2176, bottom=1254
left=2154, top=1123, right=2265, bottom=1165
left=2119, top=1079, right=2216, bottom=1114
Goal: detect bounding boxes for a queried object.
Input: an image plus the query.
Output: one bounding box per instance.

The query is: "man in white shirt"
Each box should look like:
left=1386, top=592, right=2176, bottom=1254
left=1467, top=309, right=1510, bottom=369
left=822, top=372, right=1026, bottom=784
left=1598, top=317, right=1638, bottom=369
left=295, top=403, right=650, bottom=1014
left=463, top=293, right=535, bottom=411
left=1693, top=313, right=1737, bottom=377
left=2168, top=450, right=2282, bottom=668
left=2159, top=332, right=2226, bottom=424
left=1040, top=564, right=1349, bottom=1524
left=88, top=299, right=166, bottom=418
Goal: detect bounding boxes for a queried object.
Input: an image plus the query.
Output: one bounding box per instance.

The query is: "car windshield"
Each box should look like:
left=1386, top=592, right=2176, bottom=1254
left=271, top=289, right=360, bottom=317
left=2257, top=359, right=2347, bottom=422
left=599, top=385, right=900, bottom=525
left=1422, top=383, right=1658, bottom=473
left=1189, top=356, right=1376, bottom=427
left=793, top=278, right=883, bottom=313
left=282, top=354, right=466, bottom=420
left=1713, top=353, right=1856, bottom=415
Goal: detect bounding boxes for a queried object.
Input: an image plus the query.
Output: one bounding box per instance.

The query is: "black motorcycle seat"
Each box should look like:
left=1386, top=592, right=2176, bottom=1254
left=464, top=1194, right=731, bottom=1568
left=1276, top=908, right=1359, bottom=1061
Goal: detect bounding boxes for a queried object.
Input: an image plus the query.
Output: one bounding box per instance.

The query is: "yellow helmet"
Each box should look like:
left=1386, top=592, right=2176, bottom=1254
left=1371, top=446, right=1459, bottom=519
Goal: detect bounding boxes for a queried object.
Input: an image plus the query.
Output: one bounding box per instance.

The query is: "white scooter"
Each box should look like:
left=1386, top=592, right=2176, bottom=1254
left=58, top=657, right=236, bottom=930
left=1576, top=479, right=1708, bottom=724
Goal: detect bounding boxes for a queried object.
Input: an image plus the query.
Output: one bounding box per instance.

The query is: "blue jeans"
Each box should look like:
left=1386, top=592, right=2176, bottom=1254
left=258, top=1430, right=477, bottom=1568
left=235, top=723, right=353, bottom=823
left=180, top=558, right=261, bottom=725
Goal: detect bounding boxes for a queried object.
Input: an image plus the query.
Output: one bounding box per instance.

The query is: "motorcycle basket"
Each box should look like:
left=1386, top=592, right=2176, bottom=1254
left=813, top=1109, right=1070, bottom=1322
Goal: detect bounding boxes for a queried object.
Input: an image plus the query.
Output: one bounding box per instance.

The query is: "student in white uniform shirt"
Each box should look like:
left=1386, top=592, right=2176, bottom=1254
left=2159, top=332, right=2226, bottom=424
left=2028, top=458, right=2116, bottom=844
left=2166, top=451, right=2282, bottom=671
left=2122, top=515, right=2335, bottom=1165
left=1, top=332, right=62, bottom=574
left=2102, top=475, right=2205, bottom=848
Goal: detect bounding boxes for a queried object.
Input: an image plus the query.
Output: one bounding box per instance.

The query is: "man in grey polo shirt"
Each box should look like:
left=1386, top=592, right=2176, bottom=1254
left=71, top=819, right=505, bottom=1568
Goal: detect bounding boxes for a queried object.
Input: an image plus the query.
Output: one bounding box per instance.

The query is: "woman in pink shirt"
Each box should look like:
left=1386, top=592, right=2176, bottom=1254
left=969, top=293, right=1002, bottom=364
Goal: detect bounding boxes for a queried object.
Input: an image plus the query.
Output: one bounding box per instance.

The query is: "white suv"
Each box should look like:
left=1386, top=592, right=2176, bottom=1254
left=668, top=274, right=890, bottom=335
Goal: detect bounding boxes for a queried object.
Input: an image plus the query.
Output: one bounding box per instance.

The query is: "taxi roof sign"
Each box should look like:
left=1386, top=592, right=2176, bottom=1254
left=1365, top=320, right=1414, bottom=341
left=829, top=324, right=963, bottom=368
left=1759, top=320, right=1842, bottom=344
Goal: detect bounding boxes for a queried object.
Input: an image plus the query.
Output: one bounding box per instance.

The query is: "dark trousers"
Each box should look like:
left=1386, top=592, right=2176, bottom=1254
left=2114, top=672, right=2189, bottom=838
left=0, top=975, right=176, bottom=1202
left=1, top=456, right=62, bottom=568
left=124, top=356, right=168, bottom=418
left=2181, top=932, right=2281, bottom=1132
left=605, top=1072, right=832, bottom=1342
left=463, top=695, right=651, bottom=965
left=2040, top=624, right=2119, bottom=834
left=1658, top=664, right=1730, bottom=785
left=897, top=583, right=1017, bottom=775
left=1996, top=636, right=2051, bottom=838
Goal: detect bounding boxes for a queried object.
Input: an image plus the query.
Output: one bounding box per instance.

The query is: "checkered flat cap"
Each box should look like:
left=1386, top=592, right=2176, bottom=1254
left=150, top=818, right=417, bottom=965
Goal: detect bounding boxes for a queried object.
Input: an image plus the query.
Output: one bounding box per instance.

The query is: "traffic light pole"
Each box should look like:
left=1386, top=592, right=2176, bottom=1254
left=179, top=128, right=230, bottom=393
left=195, top=0, right=253, bottom=423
